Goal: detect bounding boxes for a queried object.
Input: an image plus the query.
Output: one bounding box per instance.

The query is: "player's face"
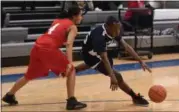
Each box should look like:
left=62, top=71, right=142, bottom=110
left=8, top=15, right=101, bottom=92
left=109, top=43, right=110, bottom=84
left=110, top=23, right=120, bottom=38
left=73, top=10, right=83, bottom=25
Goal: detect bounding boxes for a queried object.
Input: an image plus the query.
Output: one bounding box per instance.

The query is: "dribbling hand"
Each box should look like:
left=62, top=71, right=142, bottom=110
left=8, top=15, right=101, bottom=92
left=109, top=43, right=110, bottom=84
left=110, top=76, right=118, bottom=91
left=140, top=62, right=152, bottom=73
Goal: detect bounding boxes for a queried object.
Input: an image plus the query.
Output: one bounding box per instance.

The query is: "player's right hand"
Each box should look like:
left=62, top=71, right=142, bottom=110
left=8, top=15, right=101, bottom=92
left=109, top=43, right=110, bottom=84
left=140, top=61, right=152, bottom=73
left=110, top=76, right=118, bottom=91
left=64, top=63, right=74, bottom=77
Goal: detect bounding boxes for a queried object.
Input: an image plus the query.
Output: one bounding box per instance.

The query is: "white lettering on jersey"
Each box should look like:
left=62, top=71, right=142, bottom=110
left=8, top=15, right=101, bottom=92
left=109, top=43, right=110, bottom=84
left=84, top=31, right=91, bottom=44
left=88, top=50, right=101, bottom=59
left=48, top=23, right=60, bottom=35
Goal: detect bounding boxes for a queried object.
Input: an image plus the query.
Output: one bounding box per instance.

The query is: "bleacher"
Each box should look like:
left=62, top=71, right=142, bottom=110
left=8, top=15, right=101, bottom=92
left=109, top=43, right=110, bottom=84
left=2, top=1, right=119, bottom=59
left=2, top=2, right=85, bottom=50
left=2, top=1, right=179, bottom=67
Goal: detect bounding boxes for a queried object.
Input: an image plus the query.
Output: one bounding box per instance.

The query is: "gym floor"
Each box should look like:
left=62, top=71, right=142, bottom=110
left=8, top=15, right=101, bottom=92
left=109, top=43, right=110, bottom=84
left=1, top=53, right=179, bottom=111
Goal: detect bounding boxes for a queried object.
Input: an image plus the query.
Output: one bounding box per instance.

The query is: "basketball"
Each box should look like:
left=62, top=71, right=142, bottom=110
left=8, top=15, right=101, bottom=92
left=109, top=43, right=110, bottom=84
left=148, top=85, right=167, bottom=103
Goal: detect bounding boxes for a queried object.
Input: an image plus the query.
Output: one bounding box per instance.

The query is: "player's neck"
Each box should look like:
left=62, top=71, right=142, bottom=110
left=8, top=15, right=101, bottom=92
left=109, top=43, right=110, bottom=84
left=104, top=24, right=111, bottom=36
left=69, top=18, right=75, bottom=25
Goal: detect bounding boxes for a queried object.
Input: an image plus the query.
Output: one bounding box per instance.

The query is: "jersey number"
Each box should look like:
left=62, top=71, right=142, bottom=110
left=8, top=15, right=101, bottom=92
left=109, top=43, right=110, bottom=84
left=84, top=31, right=91, bottom=44
left=48, top=23, right=60, bottom=35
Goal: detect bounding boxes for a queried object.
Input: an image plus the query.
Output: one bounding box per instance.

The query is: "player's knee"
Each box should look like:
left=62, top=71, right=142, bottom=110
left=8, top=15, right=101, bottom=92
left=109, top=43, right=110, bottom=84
left=115, top=72, right=124, bottom=83
left=23, top=76, right=31, bottom=82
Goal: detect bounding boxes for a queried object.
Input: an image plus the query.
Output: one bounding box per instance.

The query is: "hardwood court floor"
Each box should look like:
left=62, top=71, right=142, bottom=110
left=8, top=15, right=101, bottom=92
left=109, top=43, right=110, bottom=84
left=1, top=53, right=179, bottom=111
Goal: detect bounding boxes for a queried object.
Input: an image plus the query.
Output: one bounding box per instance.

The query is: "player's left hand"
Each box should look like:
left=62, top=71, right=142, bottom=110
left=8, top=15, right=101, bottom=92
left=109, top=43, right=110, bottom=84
left=110, top=76, right=118, bottom=91
left=140, top=61, right=152, bottom=73
left=63, top=64, right=74, bottom=77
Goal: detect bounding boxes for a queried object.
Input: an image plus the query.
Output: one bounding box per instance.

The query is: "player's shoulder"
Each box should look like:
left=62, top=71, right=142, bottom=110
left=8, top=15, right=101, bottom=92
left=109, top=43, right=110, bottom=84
left=52, top=19, right=60, bottom=24
left=93, top=25, right=104, bottom=32
left=69, top=25, right=78, bottom=32
left=52, top=18, right=72, bottom=24
left=91, top=25, right=104, bottom=36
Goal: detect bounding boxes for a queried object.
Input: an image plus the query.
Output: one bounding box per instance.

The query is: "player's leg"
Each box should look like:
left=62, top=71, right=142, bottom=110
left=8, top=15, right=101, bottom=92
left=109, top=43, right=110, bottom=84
left=66, top=68, right=87, bottom=110
left=76, top=51, right=101, bottom=73
left=8, top=77, right=29, bottom=95
left=113, top=70, right=149, bottom=106
left=75, top=63, right=90, bottom=73
left=2, top=77, right=29, bottom=105
left=2, top=46, right=49, bottom=105
left=95, top=58, right=149, bottom=106
left=45, top=49, right=87, bottom=110
left=66, top=67, right=75, bottom=98
left=45, top=50, right=76, bottom=99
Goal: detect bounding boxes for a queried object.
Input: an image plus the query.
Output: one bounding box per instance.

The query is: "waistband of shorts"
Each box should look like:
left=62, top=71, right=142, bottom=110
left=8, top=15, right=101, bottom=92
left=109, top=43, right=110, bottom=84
left=35, top=42, right=58, bottom=49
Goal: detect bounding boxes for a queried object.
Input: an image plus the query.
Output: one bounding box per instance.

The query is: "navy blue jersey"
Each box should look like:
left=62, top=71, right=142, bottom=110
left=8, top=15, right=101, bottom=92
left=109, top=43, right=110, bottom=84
left=82, top=24, right=122, bottom=68
left=82, top=24, right=121, bottom=56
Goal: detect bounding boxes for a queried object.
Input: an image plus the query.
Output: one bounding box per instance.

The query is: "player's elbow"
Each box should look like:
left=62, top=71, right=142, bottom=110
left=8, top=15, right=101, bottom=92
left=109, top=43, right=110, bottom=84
left=66, top=41, right=73, bottom=47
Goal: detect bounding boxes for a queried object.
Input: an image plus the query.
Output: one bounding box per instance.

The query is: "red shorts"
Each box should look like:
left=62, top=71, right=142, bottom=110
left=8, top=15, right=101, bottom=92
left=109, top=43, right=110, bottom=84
left=25, top=45, right=69, bottom=80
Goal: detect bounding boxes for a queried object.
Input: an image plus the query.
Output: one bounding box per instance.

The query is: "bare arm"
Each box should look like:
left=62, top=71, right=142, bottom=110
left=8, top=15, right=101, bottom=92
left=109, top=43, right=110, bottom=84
left=66, top=25, right=78, bottom=63
left=100, top=51, right=119, bottom=90
left=120, top=38, right=142, bottom=63
left=99, top=52, right=115, bottom=78
left=120, top=38, right=152, bottom=73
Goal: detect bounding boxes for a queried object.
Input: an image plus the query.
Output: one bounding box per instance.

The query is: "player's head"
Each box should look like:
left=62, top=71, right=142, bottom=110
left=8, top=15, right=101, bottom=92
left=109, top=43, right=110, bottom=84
left=60, top=6, right=83, bottom=25
left=68, top=6, right=83, bottom=24
left=105, top=16, right=120, bottom=38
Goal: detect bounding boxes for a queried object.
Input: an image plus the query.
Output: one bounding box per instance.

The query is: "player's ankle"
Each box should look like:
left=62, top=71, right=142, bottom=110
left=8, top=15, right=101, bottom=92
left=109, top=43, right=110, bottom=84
left=129, top=90, right=138, bottom=99
left=67, top=96, right=75, bottom=100
left=67, top=97, right=78, bottom=104
left=7, top=92, right=14, bottom=96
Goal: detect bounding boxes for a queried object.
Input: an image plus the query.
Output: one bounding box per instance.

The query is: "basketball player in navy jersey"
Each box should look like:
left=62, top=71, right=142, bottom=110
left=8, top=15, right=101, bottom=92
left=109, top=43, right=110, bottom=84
left=75, top=16, right=152, bottom=106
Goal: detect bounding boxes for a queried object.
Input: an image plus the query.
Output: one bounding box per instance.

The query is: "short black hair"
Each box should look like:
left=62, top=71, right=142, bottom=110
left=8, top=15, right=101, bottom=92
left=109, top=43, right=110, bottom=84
left=105, top=16, right=118, bottom=26
left=68, top=6, right=81, bottom=18
left=59, top=6, right=81, bottom=19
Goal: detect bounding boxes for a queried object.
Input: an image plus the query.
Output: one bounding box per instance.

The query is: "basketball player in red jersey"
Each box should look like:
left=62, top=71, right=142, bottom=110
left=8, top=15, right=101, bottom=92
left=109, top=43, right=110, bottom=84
left=2, top=6, right=87, bottom=110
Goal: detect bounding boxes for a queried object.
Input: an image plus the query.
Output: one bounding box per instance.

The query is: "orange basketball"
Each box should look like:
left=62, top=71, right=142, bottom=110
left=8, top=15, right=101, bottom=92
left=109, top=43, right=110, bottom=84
left=148, top=85, right=167, bottom=103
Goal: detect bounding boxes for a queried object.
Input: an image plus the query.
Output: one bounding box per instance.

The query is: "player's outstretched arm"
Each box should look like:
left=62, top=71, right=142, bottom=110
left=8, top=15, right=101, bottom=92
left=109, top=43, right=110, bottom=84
left=99, top=52, right=118, bottom=91
left=66, top=25, right=78, bottom=63
left=65, top=25, right=78, bottom=101
left=100, top=52, right=114, bottom=76
left=120, top=39, right=152, bottom=73
left=120, top=39, right=142, bottom=63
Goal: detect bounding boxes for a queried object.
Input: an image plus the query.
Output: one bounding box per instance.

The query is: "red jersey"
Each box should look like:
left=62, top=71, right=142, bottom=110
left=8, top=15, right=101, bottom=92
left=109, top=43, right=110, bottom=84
left=36, top=18, right=74, bottom=49
left=124, top=0, right=145, bottom=20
